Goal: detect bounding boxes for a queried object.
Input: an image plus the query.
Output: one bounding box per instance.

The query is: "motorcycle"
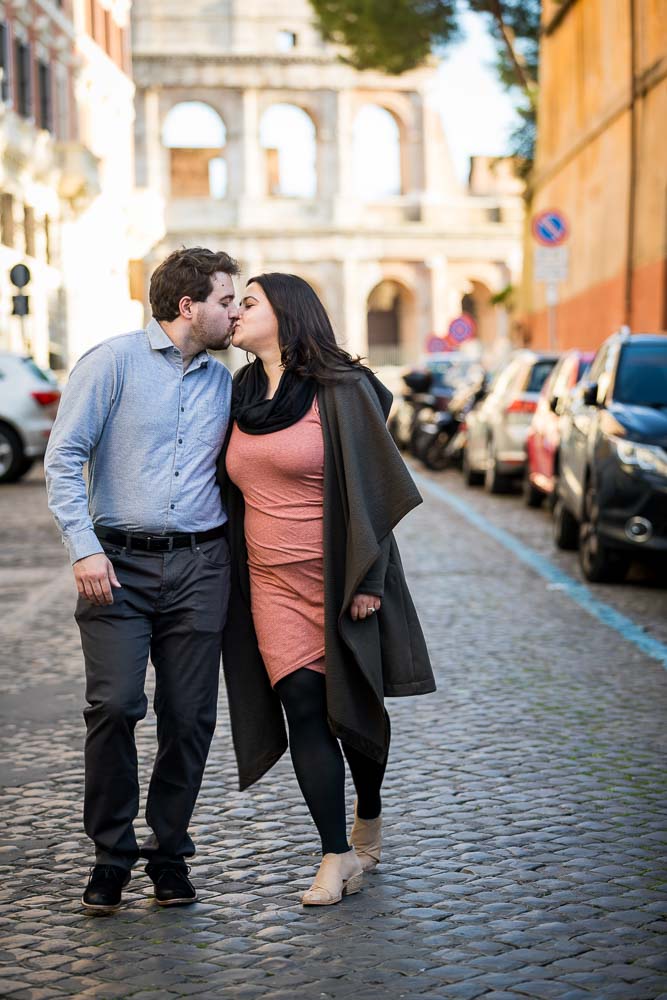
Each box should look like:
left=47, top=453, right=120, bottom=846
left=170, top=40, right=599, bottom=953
left=413, top=374, right=490, bottom=471
left=388, top=369, right=453, bottom=453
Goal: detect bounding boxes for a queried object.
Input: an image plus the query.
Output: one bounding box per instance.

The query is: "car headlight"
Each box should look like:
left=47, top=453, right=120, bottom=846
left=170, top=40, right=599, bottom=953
left=611, top=436, right=667, bottom=477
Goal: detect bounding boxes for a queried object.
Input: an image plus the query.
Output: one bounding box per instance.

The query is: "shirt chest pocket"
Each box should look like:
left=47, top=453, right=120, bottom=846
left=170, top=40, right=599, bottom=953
left=195, top=402, right=226, bottom=449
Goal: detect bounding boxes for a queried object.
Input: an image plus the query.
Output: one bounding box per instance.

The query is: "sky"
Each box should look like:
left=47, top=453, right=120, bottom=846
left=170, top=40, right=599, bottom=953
left=433, top=10, right=520, bottom=182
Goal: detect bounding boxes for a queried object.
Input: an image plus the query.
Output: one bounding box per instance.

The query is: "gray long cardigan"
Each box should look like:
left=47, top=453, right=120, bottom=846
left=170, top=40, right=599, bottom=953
left=219, top=368, right=436, bottom=791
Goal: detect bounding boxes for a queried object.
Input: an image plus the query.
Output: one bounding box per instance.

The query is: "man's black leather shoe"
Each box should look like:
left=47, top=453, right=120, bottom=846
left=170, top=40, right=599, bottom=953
left=145, top=862, right=197, bottom=906
left=82, top=865, right=131, bottom=913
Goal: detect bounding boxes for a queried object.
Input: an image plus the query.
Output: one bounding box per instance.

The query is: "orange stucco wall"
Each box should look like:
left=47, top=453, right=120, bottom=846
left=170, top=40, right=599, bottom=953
left=520, top=0, right=667, bottom=350
left=527, top=257, right=667, bottom=351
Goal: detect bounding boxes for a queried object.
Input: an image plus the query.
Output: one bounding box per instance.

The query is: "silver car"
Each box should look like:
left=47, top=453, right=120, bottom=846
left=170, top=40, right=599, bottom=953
left=463, top=350, right=559, bottom=493
left=0, top=352, right=61, bottom=483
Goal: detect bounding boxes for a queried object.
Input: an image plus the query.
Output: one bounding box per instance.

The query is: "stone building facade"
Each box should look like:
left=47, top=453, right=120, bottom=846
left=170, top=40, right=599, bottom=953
left=0, top=0, right=158, bottom=370
left=131, top=0, right=524, bottom=368
left=520, top=0, right=667, bottom=350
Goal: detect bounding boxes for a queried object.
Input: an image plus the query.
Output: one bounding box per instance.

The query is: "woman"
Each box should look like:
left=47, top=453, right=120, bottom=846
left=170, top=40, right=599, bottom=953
left=219, top=273, right=435, bottom=906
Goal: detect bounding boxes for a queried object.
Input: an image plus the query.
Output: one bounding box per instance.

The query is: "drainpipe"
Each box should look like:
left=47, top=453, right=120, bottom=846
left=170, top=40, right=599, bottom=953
left=624, top=0, right=638, bottom=330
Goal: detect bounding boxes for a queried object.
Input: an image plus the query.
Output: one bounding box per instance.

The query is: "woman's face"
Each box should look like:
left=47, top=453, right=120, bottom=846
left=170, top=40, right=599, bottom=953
left=232, top=282, right=280, bottom=357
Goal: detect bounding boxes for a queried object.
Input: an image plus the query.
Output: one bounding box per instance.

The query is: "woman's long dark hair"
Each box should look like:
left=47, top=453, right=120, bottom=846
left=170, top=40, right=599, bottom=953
left=247, top=272, right=374, bottom=385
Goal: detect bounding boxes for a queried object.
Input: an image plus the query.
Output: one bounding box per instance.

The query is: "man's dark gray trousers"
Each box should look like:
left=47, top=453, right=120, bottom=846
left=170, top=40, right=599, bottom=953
left=75, top=534, right=231, bottom=870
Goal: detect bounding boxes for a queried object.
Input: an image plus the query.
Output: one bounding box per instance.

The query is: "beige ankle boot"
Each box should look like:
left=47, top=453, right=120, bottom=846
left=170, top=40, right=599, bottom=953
left=301, top=848, right=363, bottom=906
left=350, top=802, right=382, bottom=871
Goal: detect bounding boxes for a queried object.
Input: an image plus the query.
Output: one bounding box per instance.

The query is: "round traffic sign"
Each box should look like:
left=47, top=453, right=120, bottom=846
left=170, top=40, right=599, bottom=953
left=10, top=263, right=31, bottom=288
left=447, top=314, right=476, bottom=344
left=425, top=334, right=449, bottom=353
left=532, top=210, right=569, bottom=247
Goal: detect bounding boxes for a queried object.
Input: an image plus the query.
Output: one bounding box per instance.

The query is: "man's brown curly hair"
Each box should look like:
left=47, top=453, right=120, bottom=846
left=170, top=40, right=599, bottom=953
left=149, top=246, right=240, bottom=321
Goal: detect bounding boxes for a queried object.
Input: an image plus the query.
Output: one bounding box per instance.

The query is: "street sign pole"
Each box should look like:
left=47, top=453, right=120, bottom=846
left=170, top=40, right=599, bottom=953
left=532, top=211, right=569, bottom=352
left=546, top=283, right=558, bottom=351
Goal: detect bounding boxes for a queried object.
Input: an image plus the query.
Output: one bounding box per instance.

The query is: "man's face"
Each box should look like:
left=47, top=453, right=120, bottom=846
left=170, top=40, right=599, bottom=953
left=189, top=272, right=239, bottom=350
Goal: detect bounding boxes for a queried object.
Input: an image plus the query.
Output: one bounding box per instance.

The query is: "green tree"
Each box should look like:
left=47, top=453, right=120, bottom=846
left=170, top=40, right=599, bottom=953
left=309, top=0, right=540, bottom=168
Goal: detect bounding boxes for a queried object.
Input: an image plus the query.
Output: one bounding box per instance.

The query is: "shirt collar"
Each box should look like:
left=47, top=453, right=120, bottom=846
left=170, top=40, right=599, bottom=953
left=146, top=317, right=175, bottom=351
left=146, top=317, right=210, bottom=369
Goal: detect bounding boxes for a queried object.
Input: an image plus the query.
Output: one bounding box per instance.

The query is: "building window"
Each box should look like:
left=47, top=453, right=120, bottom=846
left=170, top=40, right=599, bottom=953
left=0, top=23, right=10, bottom=104
left=24, top=205, right=35, bottom=257
left=37, top=61, right=52, bottom=132
left=15, top=39, right=31, bottom=118
left=1, top=193, right=14, bottom=247
left=276, top=30, right=297, bottom=52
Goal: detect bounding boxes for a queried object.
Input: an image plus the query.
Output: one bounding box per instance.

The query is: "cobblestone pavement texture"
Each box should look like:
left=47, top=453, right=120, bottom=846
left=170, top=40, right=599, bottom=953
left=1, top=464, right=666, bottom=1000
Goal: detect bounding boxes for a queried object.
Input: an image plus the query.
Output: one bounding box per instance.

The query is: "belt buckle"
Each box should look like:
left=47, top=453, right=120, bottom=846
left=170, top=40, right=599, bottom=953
left=145, top=534, right=173, bottom=552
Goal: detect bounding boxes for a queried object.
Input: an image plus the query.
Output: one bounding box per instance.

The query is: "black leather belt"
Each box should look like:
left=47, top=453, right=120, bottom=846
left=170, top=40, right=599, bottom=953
left=95, top=524, right=226, bottom=552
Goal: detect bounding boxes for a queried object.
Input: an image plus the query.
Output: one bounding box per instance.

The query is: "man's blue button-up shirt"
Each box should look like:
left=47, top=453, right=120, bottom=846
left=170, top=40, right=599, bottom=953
left=45, top=318, right=232, bottom=563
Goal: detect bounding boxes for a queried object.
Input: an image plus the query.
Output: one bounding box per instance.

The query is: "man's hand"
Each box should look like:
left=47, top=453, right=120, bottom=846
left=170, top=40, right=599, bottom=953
left=350, top=593, right=382, bottom=621
left=73, top=553, right=121, bottom=606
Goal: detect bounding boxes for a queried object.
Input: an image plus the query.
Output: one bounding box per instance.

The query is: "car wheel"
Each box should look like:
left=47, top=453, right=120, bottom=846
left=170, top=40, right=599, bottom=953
left=462, top=446, right=484, bottom=486
left=552, top=496, right=579, bottom=550
left=484, top=448, right=510, bottom=494
left=522, top=468, right=544, bottom=508
left=579, top=486, right=630, bottom=583
left=0, top=424, right=27, bottom=484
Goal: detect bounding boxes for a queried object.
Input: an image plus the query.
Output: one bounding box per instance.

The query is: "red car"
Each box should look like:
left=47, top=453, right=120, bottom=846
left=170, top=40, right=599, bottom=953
left=524, top=349, right=594, bottom=507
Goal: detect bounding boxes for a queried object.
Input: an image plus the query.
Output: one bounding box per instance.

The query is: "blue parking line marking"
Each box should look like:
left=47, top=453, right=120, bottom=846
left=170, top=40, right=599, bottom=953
left=413, top=472, right=667, bottom=670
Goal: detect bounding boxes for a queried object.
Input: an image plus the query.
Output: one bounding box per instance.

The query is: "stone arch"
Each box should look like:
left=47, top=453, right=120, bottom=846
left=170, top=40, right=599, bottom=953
left=353, top=105, right=403, bottom=200
left=162, top=101, right=227, bottom=198
left=366, top=278, right=417, bottom=366
left=259, top=104, right=317, bottom=198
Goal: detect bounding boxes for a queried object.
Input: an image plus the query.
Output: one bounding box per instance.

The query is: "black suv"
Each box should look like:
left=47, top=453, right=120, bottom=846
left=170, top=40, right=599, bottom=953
left=553, top=331, right=667, bottom=582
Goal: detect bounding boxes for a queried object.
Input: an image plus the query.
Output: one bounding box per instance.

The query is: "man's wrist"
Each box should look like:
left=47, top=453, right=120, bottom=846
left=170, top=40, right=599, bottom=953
left=67, top=529, right=104, bottom=565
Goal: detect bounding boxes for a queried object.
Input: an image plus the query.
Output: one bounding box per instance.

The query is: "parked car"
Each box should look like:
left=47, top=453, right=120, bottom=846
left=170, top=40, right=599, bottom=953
left=0, top=352, right=61, bottom=483
left=524, top=349, right=594, bottom=507
left=388, top=353, right=475, bottom=452
left=462, top=350, right=559, bottom=492
left=554, top=331, right=667, bottom=582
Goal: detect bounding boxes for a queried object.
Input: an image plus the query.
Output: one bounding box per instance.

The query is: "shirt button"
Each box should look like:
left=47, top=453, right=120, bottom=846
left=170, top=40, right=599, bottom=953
left=170, top=504, right=175, bottom=510
left=178, top=438, right=183, bottom=444
left=181, top=406, right=184, bottom=412
left=175, top=471, right=179, bottom=477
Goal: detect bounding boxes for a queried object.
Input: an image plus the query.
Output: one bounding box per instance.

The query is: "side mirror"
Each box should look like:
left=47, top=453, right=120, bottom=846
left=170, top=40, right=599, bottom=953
left=549, top=396, right=560, bottom=413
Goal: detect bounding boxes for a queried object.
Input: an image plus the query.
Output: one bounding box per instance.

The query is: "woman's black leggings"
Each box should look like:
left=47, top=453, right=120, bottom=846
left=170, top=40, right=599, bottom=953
left=275, top=668, right=390, bottom=855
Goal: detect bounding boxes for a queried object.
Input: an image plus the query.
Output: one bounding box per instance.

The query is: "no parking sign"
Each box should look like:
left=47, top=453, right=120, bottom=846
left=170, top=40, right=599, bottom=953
left=446, top=314, right=476, bottom=347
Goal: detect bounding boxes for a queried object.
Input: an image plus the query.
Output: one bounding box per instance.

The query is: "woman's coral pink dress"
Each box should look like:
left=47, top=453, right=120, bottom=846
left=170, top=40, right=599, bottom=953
left=225, top=398, right=326, bottom=687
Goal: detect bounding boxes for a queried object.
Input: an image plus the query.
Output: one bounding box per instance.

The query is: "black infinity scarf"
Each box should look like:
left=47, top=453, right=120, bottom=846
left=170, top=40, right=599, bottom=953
left=232, top=360, right=317, bottom=435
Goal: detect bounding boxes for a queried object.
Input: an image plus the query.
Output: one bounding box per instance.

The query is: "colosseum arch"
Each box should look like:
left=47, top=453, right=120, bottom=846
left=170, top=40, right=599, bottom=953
left=162, top=101, right=227, bottom=198
left=366, top=278, right=417, bottom=366
left=353, top=105, right=403, bottom=200
left=259, top=104, right=317, bottom=198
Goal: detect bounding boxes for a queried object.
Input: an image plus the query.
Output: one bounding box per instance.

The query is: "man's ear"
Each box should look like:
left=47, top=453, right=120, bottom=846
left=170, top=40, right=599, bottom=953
left=179, top=296, right=193, bottom=320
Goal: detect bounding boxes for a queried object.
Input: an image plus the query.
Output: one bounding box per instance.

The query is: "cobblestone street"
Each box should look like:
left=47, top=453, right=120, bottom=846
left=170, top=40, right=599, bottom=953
left=1, top=464, right=666, bottom=1000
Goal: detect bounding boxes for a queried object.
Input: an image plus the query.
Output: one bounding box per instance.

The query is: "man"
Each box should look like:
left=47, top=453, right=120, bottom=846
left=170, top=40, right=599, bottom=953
left=45, top=247, right=240, bottom=912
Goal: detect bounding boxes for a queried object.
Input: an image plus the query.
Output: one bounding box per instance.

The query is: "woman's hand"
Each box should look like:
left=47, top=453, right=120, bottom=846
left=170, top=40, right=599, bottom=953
left=350, top=593, right=382, bottom=621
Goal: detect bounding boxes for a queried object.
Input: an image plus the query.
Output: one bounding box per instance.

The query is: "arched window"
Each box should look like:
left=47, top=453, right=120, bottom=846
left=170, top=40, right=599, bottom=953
left=260, top=104, right=317, bottom=198
left=366, top=280, right=415, bottom=366
left=162, top=101, right=227, bottom=198
left=353, top=106, right=402, bottom=200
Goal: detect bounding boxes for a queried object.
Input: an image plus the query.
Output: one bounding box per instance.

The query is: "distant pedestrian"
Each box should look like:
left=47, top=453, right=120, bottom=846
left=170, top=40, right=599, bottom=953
left=45, top=247, right=240, bottom=913
left=220, top=273, right=435, bottom=906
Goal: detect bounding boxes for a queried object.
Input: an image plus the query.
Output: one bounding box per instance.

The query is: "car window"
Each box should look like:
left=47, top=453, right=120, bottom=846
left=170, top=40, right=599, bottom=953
left=21, top=357, right=54, bottom=383
left=588, top=346, right=608, bottom=383
left=526, top=359, right=557, bottom=393
left=576, top=357, right=592, bottom=381
left=614, top=343, right=667, bottom=406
